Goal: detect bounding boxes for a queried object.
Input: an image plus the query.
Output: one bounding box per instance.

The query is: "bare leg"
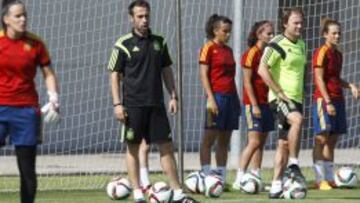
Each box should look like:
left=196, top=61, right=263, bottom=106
left=323, top=134, right=338, bottom=161
left=215, top=130, right=232, bottom=166
left=200, top=129, right=218, bottom=169
left=286, top=112, right=303, bottom=159
left=158, top=142, right=181, bottom=190
left=273, top=139, right=289, bottom=182
left=239, top=131, right=262, bottom=171
left=139, top=139, right=150, bottom=187
left=250, top=132, right=268, bottom=170
left=126, top=143, right=141, bottom=190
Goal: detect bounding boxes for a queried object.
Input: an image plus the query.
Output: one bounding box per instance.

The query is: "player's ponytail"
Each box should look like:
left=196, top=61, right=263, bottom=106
left=205, top=14, right=232, bottom=40
left=1, top=0, right=23, bottom=29
left=320, top=17, right=340, bottom=35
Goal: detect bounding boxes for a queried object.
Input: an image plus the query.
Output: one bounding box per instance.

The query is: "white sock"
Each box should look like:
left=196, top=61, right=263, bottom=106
left=324, top=161, right=334, bottom=181
left=289, top=157, right=299, bottom=166
left=133, top=188, right=144, bottom=200
left=217, top=166, right=226, bottom=182
left=140, top=167, right=150, bottom=187
left=251, top=168, right=261, bottom=178
left=173, top=189, right=185, bottom=201
left=235, top=169, right=244, bottom=183
left=270, top=180, right=282, bottom=193
left=313, top=160, right=324, bottom=183
left=201, top=165, right=211, bottom=175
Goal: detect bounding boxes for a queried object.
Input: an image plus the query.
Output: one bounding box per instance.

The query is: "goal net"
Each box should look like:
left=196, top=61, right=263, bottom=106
left=0, top=0, right=359, bottom=191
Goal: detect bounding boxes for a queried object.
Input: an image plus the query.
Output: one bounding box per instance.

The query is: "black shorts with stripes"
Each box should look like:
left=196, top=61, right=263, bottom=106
left=270, top=99, right=303, bottom=138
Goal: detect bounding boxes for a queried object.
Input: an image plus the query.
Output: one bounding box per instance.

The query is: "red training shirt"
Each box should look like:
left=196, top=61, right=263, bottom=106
left=312, top=44, right=343, bottom=100
left=199, top=41, right=236, bottom=94
left=241, top=45, right=268, bottom=104
left=0, top=30, right=51, bottom=107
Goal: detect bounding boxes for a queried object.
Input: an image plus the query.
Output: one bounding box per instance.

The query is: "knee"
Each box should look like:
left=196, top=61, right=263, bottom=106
left=315, top=135, right=327, bottom=145
left=248, top=139, right=261, bottom=149
left=139, top=144, right=150, bottom=154
left=217, top=136, right=231, bottom=147
left=290, top=114, right=303, bottom=126
left=201, top=134, right=216, bottom=148
left=127, top=143, right=140, bottom=154
left=278, top=140, right=289, bottom=150
left=159, top=142, right=173, bottom=155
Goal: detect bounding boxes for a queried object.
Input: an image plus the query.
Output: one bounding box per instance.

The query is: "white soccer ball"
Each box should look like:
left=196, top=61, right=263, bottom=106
left=204, top=174, right=224, bottom=198
left=106, top=177, right=132, bottom=200
left=282, top=178, right=307, bottom=199
left=148, top=181, right=173, bottom=203
left=185, top=171, right=206, bottom=194
left=334, top=167, right=358, bottom=188
left=240, top=172, right=263, bottom=194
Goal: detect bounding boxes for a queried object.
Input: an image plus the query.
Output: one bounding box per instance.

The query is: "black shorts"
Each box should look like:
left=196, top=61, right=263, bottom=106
left=120, top=105, right=171, bottom=144
left=270, top=99, right=303, bottom=139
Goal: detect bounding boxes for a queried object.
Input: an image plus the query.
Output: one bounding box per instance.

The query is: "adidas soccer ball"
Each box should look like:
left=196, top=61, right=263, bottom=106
left=282, top=178, right=307, bottom=199
left=106, top=177, right=132, bottom=200
left=334, top=167, right=358, bottom=188
left=240, top=172, right=263, bottom=194
left=148, top=181, right=173, bottom=203
left=204, top=174, right=224, bottom=198
left=185, top=171, right=205, bottom=194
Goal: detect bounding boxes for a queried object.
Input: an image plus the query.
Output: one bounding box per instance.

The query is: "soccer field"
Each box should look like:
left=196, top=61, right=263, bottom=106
left=1, top=169, right=359, bottom=203
left=1, top=187, right=360, bottom=203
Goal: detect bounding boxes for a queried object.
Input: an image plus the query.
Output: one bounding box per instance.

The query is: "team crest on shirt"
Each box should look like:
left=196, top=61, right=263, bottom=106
left=126, top=128, right=135, bottom=140
left=132, top=46, right=140, bottom=52
left=23, top=41, right=33, bottom=51
left=153, top=41, right=160, bottom=51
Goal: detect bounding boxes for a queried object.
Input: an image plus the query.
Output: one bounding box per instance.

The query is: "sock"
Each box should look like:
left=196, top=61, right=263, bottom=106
left=217, top=166, right=226, bottom=182
left=201, top=165, right=211, bottom=175
left=324, top=161, right=334, bottom=181
left=313, top=160, right=324, bottom=183
left=251, top=168, right=261, bottom=178
left=288, top=157, right=299, bottom=166
left=173, top=189, right=185, bottom=201
left=235, top=169, right=244, bottom=183
left=270, top=180, right=282, bottom=193
left=140, top=167, right=150, bottom=187
left=15, top=146, right=37, bottom=203
left=133, top=188, right=144, bottom=200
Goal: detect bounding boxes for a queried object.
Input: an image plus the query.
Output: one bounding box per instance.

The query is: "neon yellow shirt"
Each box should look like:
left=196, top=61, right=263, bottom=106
left=261, top=34, right=307, bottom=103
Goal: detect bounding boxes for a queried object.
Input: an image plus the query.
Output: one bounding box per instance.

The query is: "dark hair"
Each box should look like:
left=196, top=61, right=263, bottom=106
left=1, top=0, right=24, bottom=28
left=128, top=0, right=150, bottom=16
left=205, top=14, right=232, bottom=39
left=280, top=7, right=304, bottom=32
left=247, top=20, right=272, bottom=47
left=320, top=17, right=340, bottom=35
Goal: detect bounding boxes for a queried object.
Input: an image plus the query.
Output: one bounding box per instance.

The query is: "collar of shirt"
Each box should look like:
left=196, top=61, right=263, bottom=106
left=131, top=28, right=152, bottom=42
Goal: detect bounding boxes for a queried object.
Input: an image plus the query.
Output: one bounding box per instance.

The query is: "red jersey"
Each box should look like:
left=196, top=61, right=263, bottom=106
left=312, top=44, right=343, bottom=100
left=199, top=41, right=236, bottom=94
left=0, top=30, right=51, bottom=107
left=241, top=46, right=268, bottom=104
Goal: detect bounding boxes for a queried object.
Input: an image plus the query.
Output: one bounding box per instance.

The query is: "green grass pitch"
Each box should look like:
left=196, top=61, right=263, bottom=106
left=1, top=169, right=359, bottom=203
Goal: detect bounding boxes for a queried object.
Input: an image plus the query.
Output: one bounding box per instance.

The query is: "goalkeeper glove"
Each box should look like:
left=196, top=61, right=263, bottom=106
left=41, top=91, right=60, bottom=124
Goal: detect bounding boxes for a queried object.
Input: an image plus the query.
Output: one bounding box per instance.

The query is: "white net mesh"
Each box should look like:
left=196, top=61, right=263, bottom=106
left=0, top=0, right=359, bottom=191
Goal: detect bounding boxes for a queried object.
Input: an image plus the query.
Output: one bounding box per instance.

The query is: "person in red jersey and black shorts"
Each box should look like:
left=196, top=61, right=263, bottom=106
left=0, top=1, right=60, bottom=203
left=312, top=18, right=359, bottom=190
